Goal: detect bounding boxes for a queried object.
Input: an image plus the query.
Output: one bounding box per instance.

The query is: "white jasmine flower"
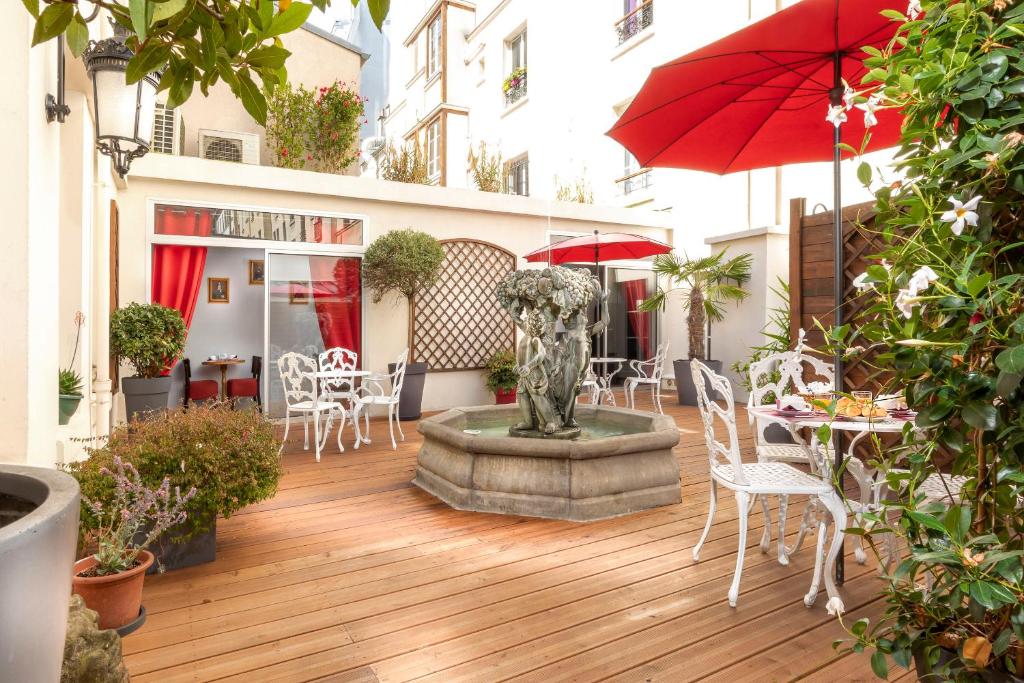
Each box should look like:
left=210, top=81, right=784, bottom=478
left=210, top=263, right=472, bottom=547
left=907, top=0, right=922, bottom=19
left=907, top=265, right=938, bottom=295
left=895, top=289, right=923, bottom=319
left=853, top=272, right=872, bottom=290
left=842, top=82, right=856, bottom=110
left=856, top=94, right=883, bottom=128
left=826, top=596, right=845, bottom=616
left=940, top=195, right=981, bottom=236
left=826, top=104, right=848, bottom=127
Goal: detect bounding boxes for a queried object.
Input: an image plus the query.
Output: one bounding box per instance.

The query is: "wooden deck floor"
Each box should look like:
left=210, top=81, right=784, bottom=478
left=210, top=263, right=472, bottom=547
left=124, top=392, right=912, bottom=683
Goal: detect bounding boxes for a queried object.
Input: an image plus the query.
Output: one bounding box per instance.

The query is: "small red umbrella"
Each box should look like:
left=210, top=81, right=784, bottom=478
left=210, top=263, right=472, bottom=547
left=524, top=231, right=672, bottom=266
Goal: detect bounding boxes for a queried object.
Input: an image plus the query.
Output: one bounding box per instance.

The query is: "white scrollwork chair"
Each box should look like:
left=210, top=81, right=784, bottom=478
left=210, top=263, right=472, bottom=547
left=580, top=368, right=600, bottom=405
left=277, top=352, right=345, bottom=462
left=353, top=348, right=409, bottom=450
left=318, top=347, right=359, bottom=407
left=690, top=360, right=848, bottom=610
left=624, top=342, right=669, bottom=414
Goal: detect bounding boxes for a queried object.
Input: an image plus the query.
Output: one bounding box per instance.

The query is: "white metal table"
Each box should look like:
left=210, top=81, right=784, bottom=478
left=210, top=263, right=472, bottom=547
left=589, top=356, right=627, bottom=405
left=301, top=369, right=372, bottom=459
left=748, top=406, right=917, bottom=583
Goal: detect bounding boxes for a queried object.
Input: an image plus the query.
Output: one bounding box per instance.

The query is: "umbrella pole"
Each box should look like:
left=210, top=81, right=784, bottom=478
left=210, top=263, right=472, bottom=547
left=830, top=50, right=846, bottom=586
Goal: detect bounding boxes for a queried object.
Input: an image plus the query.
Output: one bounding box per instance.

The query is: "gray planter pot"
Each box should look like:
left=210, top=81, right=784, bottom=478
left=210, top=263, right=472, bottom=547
left=391, top=361, right=428, bottom=421
left=0, top=465, right=80, bottom=683
left=673, top=358, right=722, bottom=405
left=122, top=376, right=172, bottom=421
left=137, top=520, right=217, bottom=574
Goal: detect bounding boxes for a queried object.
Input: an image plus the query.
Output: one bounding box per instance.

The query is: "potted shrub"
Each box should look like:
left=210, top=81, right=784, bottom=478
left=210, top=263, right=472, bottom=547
left=362, top=229, right=445, bottom=420
left=827, top=2, right=1024, bottom=680
left=110, top=302, right=186, bottom=421
left=485, top=350, right=518, bottom=404
left=640, top=250, right=752, bottom=405
left=67, top=404, right=282, bottom=572
left=72, top=456, right=195, bottom=630
left=59, top=311, right=87, bottom=425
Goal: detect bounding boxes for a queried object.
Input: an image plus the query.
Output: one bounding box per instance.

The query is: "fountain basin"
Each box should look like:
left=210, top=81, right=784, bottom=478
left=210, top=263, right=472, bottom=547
left=413, top=404, right=680, bottom=521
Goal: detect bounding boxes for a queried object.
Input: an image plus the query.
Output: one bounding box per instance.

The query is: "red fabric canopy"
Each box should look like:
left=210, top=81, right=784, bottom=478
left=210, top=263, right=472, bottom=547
left=607, top=0, right=904, bottom=173
left=524, top=232, right=672, bottom=265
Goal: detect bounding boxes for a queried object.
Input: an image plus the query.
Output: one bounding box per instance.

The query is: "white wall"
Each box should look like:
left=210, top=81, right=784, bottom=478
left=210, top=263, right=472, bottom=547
left=169, top=247, right=265, bottom=407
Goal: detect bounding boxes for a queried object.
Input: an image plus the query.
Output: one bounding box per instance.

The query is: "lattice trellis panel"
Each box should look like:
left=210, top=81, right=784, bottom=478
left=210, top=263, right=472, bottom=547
left=412, top=239, right=516, bottom=372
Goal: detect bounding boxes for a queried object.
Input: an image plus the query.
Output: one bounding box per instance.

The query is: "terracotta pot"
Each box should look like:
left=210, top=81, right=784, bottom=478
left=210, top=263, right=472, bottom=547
left=494, top=387, right=518, bottom=405
left=72, top=550, right=153, bottom=630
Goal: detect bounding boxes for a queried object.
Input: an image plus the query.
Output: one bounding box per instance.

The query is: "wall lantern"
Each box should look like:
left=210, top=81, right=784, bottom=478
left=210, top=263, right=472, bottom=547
left=82, top=35, right=160, bottom=178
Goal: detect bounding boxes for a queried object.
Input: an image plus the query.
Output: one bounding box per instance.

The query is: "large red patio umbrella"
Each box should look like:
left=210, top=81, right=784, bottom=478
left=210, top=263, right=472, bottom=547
left=523, top=231, right=672, bottom=266
left=607, top=0, right=905, bottom=394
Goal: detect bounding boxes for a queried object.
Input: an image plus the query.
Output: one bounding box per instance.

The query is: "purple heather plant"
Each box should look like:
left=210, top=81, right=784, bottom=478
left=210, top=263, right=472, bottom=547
left=83, top=456, right=196, bottom=576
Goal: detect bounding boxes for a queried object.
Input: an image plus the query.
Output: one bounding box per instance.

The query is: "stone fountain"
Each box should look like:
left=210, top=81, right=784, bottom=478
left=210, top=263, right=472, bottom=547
left=412, top=267, right=680, bottom=521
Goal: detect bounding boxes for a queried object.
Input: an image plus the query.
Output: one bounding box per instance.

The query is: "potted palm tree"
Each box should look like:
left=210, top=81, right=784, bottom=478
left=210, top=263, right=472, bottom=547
left=110, top=303, right=186, bottom=420
left=362, top=229, right=445, bottom=420
left=640, top=250, right=752, bottom=405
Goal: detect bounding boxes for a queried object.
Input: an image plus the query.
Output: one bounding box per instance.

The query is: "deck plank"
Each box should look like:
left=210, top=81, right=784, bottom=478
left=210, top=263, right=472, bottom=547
left=125, top=391, right=885, bottom=682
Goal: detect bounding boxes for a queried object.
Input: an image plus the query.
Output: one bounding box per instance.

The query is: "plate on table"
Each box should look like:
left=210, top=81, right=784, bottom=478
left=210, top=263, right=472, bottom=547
left=888, top=410, right=917, bottom=420
left=772, top=409, right=816, bottom=418
left=847, top=415, right=892, bottom=423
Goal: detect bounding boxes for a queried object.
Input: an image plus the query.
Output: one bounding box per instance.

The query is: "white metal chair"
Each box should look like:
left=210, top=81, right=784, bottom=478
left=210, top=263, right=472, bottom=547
left=353, top=349, right=409, bottom=450
left=624, top=342, right=669, bottom=414
left=277, top=352, right=345, bottom=462
left=318, top=347, right=359, bottom=407
left=690, top=360, right=847, bottom=610
left=580, top=368, right=600, bottom=404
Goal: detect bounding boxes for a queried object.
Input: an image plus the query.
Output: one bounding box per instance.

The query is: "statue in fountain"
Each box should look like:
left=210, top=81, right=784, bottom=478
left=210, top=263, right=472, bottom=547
left=497, top=267, right=609, bottom=439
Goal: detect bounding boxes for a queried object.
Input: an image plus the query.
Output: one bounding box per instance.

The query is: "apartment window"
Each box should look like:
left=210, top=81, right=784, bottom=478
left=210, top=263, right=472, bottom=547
left=619, top=150, right=653, bottom=195
left=504, top=29, right=528, bottom=106
left=426, top=13, right=442, bottom=78
left=506, top=155, right=529, bottom=196
left=509, top=30, right=527, bottom=70
left=426, top=118, right=441, bottom=180
left=616, top=0, right=653, bottom=45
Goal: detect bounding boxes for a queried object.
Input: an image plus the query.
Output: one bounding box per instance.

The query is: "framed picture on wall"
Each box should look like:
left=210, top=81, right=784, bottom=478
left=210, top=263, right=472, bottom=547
left=289, top=281, right=310, bottom=305
left=248, top=259, right=265, bottom=285
left=208, top=277, right=230, bottom=303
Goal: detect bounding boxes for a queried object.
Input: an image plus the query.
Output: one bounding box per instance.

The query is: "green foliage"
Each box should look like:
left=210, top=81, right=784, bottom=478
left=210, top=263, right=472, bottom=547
left=731, top=278, right=791, bottom=396
left=825, top=1, right=1024, bottom=677
left=554, top=174, right=595, bottom=203
left=484, top=350, right=518, bottom=392
left=379, top=142, right=430, bottom=184
left=59, top=368, right=83, bottom=396
left=640, top=250, right=752, bottom=360
left=66, top=404, right=282, bottom=542
left=361, top=229, right=445, bottom=303
left=264, top=81, right=364, bottom=172
left=109, top=302, right=186, bottom=379
left=468, top=141, right=503, bottom=192
left=21, top=0, right=390, bottom=125
left=503, top=66, right=526, bottom=94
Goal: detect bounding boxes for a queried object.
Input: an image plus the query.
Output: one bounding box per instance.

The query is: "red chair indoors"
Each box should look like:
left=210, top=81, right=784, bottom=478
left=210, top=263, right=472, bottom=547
left=227, top=356, right=262, bottom=409
left=183, top=358, right=218, bottom=407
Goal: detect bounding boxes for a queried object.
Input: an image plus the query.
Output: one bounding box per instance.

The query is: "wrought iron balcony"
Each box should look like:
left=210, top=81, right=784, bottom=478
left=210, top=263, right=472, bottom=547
left=615, top=1, right=654, bottom=46
left=503, top=68, right=528, bottom=107
left=617, top=168, right=653, bottom=195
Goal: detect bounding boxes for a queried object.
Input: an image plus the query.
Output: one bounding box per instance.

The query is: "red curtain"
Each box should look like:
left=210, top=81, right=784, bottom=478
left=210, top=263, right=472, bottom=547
left=309, top=256, right=361, bottom=358
left=151, top=208, right=213, bottom=372
left=621, top=279, right=652, bottom=359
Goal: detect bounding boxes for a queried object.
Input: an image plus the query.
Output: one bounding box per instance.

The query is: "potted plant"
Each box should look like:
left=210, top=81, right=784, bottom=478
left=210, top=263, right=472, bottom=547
left=59, top=311, right=87, bottom=425
left=640, top=250, right=752, bottom=405
left=72, top=456, right=195, bottom=630
left=362, top=229, right=445, bottom=420
left=67, top=404, right=281, bottom=572
left=827, top=2, right=1024, bottom=680
left=485, top=350, right=518, bottom=404
left=110, top=302, right=186, bottom=421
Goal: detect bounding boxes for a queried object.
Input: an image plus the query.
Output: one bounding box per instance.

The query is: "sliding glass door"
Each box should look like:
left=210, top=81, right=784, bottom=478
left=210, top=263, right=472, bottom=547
left=265, top=252, right=362, bottom=417
left=605, top=267, right=657, bottom=380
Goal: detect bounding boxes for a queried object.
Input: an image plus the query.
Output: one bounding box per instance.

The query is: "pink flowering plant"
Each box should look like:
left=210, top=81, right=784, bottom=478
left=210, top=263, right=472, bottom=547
left=84, top=456, right=196, bottom=576
left=264, top=80, right=365, bottom=174
left=313, top=81, right=365, bottom=174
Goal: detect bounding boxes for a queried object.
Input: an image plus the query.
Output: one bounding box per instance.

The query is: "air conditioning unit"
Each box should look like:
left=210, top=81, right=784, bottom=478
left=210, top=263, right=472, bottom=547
left=197, top=129, right=260, bottom=165
left=151, top=103, right=183, bottom=155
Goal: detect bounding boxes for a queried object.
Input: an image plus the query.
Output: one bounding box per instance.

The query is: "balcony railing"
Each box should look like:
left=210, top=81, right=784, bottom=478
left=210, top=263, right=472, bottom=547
left=617, top=168, right=653, bottom=195
left=503, top=68, right=528, bottom=107
left=615, top=0, right=654, bottom=46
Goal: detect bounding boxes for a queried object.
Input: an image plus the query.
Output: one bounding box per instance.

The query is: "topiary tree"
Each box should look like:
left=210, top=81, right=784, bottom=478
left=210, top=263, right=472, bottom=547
left=109, top=302, right=186, bottom=379
left=362, top=229, right=444, bottom=360
left=826, top=1, right=1024, bottom=678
